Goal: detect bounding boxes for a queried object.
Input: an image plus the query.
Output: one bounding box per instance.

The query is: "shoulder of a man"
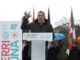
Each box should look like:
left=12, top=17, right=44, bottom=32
left=47, top=22, right=52, bottom=27
left=29, top=19, right=38, bottom=24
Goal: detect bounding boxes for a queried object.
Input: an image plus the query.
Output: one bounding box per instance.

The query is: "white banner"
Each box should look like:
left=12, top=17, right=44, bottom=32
left=23, top=33, right=53, bottom=41
left=0, top=21, right=22, bottom=60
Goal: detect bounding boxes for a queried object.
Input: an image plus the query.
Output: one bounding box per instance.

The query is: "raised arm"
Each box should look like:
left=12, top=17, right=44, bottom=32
left=21, top=12, right=32, bottom=32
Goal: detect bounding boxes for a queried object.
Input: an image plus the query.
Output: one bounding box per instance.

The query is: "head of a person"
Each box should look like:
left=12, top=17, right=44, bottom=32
left=37, top=11, right=45, bottom=23
left=50, top=42, right=55, bottom=48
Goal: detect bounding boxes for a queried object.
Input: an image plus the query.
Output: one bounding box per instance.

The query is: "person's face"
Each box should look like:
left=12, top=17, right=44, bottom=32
left=37, top=12, right=45, bottom=23
left=50, top=43, right=55, bottom=48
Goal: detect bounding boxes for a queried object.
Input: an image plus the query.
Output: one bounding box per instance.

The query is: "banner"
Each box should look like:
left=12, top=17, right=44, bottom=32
left=0, top=21, right=22, bottom=60
left=23, top=33, right=53, bottom=41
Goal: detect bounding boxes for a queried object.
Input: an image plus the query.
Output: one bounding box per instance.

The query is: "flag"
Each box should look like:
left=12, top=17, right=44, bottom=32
left=47, top=8, right=51, bottom=49
left=48, top=8, right=51, bottom=24
left=32, top=7, right=35, bottom=22
left=68, top=8, right=76, bottom=51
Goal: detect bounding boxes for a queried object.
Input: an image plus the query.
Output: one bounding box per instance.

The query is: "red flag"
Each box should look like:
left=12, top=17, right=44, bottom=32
left=68, top=8, right=76, bottom=51
left=47, top=8, right=51, bottom=49
left=32, top=7, right=35, bottom=22
left=48, top=8, right=51, bottom=24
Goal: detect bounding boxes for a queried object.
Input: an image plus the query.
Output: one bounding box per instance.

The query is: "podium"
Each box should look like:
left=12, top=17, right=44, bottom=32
left=23, top=33, right=53, bottom=60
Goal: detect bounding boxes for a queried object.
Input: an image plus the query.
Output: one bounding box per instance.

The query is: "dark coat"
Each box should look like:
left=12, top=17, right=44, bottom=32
left=21, top=16, right=54, bottom=38
left=22, top=45, right=29, bottom=60
left=68, top=47, right=79, bottom=60
left=47, top=47, right=59, bottom=60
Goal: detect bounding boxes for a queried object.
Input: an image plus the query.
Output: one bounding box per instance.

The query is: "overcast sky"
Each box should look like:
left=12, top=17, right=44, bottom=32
left=0, top=0, right=80, bottom=27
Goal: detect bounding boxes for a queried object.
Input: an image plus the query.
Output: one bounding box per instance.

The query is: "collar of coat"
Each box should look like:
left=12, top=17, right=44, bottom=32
left=34, top=19, right=49, bottom=24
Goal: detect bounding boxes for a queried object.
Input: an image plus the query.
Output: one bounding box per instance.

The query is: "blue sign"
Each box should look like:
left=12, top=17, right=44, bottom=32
left=54, top=33, right=65, bottom=40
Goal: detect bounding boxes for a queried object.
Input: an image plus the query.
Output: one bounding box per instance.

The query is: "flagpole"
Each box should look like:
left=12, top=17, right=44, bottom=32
left=32, top=7, right=35, bottom=22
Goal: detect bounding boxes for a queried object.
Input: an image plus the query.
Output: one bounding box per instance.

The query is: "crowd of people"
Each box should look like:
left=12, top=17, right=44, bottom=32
left=22, top=41, right=80, bottom=60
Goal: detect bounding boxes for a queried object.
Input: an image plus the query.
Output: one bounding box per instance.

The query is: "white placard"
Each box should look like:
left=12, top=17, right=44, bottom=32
left=23, top=33, right=53, bottom=41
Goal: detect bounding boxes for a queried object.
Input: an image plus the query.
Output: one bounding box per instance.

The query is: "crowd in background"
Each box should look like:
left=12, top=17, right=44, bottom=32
left=22, top=40, right=80, bottom=60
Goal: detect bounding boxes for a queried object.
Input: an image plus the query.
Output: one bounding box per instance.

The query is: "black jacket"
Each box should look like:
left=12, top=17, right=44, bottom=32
left=68, top=47, right=79, bottom=60
left=47, top=47, right=59, bottom=60
left=21, top=17, right=54, bottom=38
left=22, top=45, right=29, bottom=60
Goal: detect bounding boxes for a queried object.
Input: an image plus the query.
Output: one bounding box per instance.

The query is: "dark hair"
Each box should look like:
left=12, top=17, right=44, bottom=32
left=38, top=11, right=45, bottom=16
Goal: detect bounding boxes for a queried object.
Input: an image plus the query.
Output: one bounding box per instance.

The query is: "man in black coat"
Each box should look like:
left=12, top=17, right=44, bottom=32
left=21, top=11, right=54, bottom=60
left=22, top=41, right=29, bottom=60
left=68, top=45, right=79, bottom=60
left=46, top=42, right=59, bottom=60
left=21, top=11, right=54, bottom=34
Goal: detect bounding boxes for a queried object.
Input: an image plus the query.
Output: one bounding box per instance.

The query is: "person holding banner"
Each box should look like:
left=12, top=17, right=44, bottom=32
left=21, top=11, right=54, bottom=60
